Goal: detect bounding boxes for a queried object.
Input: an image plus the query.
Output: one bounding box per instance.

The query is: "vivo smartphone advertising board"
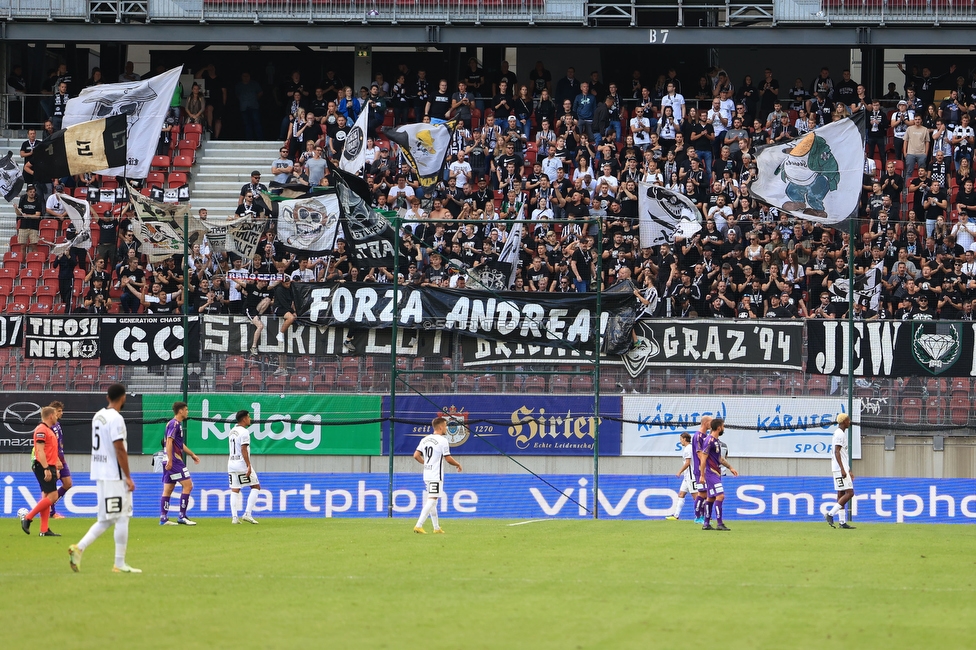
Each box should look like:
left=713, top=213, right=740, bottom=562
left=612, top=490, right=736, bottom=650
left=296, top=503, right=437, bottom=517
left=3, top=473, right=973, bottom=524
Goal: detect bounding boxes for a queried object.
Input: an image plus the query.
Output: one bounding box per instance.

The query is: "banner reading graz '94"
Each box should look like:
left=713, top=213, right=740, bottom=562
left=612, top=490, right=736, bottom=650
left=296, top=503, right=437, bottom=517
left=291, top=282, right=636, bottom=352
left=807, top=319, right=976, bottom=377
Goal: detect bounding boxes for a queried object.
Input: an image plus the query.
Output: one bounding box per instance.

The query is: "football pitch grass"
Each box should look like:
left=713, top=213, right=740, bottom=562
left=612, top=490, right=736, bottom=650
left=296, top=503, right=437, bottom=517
left=1, top=518, right=972, bottom=649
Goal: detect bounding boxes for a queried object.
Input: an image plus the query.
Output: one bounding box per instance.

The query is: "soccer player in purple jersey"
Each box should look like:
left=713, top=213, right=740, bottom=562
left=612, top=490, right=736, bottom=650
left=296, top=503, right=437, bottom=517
left=697, top=418, right=738, bottom=531
left=160, top=401, right=200, bottom=526
left=48, top=401, right=71, bottom=519
left=690, top=415, right=712, bottom=524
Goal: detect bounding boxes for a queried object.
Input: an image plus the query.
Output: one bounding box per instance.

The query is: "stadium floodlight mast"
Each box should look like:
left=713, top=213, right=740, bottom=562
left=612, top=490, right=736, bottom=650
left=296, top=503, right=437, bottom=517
left=182, top=205, right=190, bottom=406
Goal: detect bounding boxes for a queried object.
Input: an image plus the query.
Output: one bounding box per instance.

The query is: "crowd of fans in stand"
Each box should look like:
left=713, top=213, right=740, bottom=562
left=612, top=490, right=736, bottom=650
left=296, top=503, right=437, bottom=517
left=12, top=58, right=976, bottom=321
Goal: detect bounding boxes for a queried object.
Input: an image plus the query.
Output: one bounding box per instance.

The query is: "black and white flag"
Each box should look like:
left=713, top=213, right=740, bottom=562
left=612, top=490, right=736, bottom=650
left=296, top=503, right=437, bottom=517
left=329, top=160, right=396, bottom=268
left=339, top=105, right=369, bottom=174
left=638, top=183, right=703, bottom=248
left=52, top=194, right=92, bottom=256
left=468, top=210, right=523, bottom=291
left=829, top=265, right=883, bottom=310
left=149, top=184, right=191, bottom=203
left=27, top=114, right=128, bottom=180
left=383, top=121, right=457, bottom=188
left=276, top=192, right=342, bottom=256
left=0, top=151, right=24, bottom=203
left=62, top=66, right=182, bottom=179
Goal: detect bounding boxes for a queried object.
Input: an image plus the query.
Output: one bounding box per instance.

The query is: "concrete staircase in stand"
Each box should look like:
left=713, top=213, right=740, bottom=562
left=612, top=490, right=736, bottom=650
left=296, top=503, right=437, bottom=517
left=187, top=139, right=281, bottom=219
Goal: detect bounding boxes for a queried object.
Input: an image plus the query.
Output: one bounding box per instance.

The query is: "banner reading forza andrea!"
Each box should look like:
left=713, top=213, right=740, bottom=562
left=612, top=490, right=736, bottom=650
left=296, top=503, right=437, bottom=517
left=142, top=394, right=381, bottom=455
left=99, top=315, right=200, bottom=366
left=621, top=395, right=861, bottom=459
left=807, top=319, right=976, bottom=377
left=291, top=282, right=636, bottom=352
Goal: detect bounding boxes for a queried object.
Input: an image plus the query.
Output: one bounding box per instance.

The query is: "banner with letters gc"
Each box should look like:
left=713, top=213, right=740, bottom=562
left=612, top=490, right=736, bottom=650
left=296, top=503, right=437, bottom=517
left=621, top=396, right=862, bottom=459
left=1, top=473, right=972, bottom=524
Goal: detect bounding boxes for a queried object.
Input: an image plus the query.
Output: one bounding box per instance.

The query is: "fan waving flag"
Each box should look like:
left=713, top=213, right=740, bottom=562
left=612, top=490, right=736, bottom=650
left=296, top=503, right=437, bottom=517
left=27, top=114, right=127, bottom=181
left=328, top=159, right=397, bottom=268
left=0, top=151, right=24, bottom=203
left=339, top=105, right=370, bottom=174
left=52, top=194, right=92, bottom=256
left=638, top=183, right=703, bottom=248
left=276, top=191, right=342, bottom=256
left=62, top=66, right=182, bottom=179
left=383, top=120, right=457, bottom=188
left=468, top=211, right=524, bottom=291
left=751, top=113, right=865, bottom=225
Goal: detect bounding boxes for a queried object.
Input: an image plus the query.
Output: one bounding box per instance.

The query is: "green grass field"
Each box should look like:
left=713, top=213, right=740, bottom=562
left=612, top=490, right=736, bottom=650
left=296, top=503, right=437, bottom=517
left=1, top=518, right=972, bottom=649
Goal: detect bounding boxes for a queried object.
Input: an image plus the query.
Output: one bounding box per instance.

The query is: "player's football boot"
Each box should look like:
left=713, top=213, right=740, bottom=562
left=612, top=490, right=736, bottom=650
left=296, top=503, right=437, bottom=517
left=68, top=544, right=83, bottom=572
left=413, top=526, right=426, bottom=534
left=702, top=523, right=715, bottom=531
left=716, top=523, right=731, bottom=531
left=241, top=514, right=259, bottom=524
left=52, top=513, right=66, bottom=519
left=160, top=518, right=178, bottom=526
left=693, top=516, right=704, bottom=524
left=231, top=517, right=240, bottom=524
left=665, top=515, right=679, bottom=520
left=20, top=516, right=31, bottom=535
left=838, top=523, right=856, bottom=529
left=112, top=564, right=143, bottom=573
left=432, top=528, right=446, bottom=534
left=177, top=517, right=197, bottom=526
left=39, top=529, right=61, bottom=537
left=824, top=512, right=835, bottom=528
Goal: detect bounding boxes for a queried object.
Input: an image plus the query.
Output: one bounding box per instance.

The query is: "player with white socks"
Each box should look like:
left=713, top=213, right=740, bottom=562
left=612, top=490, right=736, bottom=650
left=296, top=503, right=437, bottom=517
left=666, top=432, right=694, bottom=520
left=68, top=383, right=140, bottom=573
left=228, top=409, right=262, bottom=524
left=412, top=416, right=462, bottom=534
left=825, top=413, right=856, bottom=530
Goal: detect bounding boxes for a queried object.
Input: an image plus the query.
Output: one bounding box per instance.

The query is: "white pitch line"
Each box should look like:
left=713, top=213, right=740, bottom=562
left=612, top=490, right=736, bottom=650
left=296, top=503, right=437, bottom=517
left=507, top=519, right=555, bottom=527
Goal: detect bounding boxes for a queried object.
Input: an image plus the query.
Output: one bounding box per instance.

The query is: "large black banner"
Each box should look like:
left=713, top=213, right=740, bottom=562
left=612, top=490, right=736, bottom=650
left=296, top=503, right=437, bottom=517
left=24, top=316, right=99, bottom=359
left=0, top=393, right=144, bottom=454
left=99, top=316, right=201, bottom=366
left=460, top=318, right=805, bottom=376
left=201, top=315, right=449, bottom=357
left=290, top=282, right=636, bottom=353
left=0, top=315, right=24, bottom=348
left=807, top=319, right=976, bottom=377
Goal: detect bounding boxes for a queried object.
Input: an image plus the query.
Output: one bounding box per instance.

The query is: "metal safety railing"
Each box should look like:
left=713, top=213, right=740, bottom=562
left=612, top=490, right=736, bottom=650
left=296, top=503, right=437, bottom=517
left=773, top=0, right=976, bottom=25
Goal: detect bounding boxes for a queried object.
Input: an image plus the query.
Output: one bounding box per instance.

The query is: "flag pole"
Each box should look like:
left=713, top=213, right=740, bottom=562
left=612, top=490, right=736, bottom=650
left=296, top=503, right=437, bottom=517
left=388, top=211, right=401, bottom=518
left=182, top=205, right=190, bottom=405
left=845, top=209, right=855, bottom=522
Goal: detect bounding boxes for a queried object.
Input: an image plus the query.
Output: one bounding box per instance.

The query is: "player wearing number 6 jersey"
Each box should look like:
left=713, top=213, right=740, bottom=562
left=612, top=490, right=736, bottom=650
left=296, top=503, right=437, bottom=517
left=228, top=409, right=262, bottom=524
left=68, top=384, right=140, bottom=573
left=412, top=417, right=462, bottom=534
left=824, top=413, right=856, bottom=529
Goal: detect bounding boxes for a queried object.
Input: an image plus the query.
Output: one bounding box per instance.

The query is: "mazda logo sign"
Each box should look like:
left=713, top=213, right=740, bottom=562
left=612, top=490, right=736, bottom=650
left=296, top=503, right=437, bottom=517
left=3, top=401, right=41, bottom=435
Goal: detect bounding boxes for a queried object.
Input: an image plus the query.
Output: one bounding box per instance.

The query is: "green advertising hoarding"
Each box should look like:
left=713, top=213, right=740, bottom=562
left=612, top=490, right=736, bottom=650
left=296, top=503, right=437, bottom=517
left=142, top=394, right=381, bottom=455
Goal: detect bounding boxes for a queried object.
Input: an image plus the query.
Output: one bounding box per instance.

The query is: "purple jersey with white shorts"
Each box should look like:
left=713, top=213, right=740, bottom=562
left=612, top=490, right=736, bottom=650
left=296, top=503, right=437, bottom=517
left=163, top=418, right=190, bottom=483
left=703, top=434, right=724, bottom=496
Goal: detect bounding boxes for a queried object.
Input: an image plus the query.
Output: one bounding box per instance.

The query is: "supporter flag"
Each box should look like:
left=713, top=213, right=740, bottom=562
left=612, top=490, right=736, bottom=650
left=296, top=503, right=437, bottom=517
left=382, top=120, right=457, bottom=187
left=829, top=265, right=883, bottom=311
left=339, top=105, right=370, bottom=174
left=751, top=113, right=865, bottom=225
left=52, top=194, right=92, bottom=256
left=638, top=183, right=702, bottom=248
left=328, top=159, right=397, bottom=268
left=0, top=151, right=23, bottom=203
left=127, top=181, right=206, bottom=262
left=468, top=209, right=524, bottom=291
left=276, top=192, right=343, bottom=256
left=27, top=114, right=127, bottom=181
left=62, top=66, right=182, bottom=179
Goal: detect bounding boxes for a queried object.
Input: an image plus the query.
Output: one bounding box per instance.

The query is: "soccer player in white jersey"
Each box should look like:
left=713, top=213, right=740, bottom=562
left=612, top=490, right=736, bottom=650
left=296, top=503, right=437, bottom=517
left=665, top=432, right=694, bottom=520
left=68, top=383, right=140, bottom=573
left=412, top=417, right=462, bottom=534
left=824, top=413, right=856, bottom=529
left=228, top=409, right=262, bottom=524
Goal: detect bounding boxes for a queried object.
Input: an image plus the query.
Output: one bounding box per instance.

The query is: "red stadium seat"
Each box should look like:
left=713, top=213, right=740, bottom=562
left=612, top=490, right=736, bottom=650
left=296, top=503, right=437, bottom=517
left=712, top=376, right=734, bottom=395
left=550, top=375, right=571, bottom=394
left=167, top=172, right=188, bottom=188
left=571, top=375, right=593, bottom=393
left=523, top=376, right=546, bottom=393
left=151, top=155, right=171, bottom=171
left=666, top=376, right=686, bottom=393
left=901, top=397, right=922, bottom=425
left=806, top=374, right=828, bottom=396
left=479, top=375, right=499, bottom=393
left=335, top=373, right=358, bottom=392
left=949, top=397, right=970, bottom=426
left=146, top=172, right=166, bottom=189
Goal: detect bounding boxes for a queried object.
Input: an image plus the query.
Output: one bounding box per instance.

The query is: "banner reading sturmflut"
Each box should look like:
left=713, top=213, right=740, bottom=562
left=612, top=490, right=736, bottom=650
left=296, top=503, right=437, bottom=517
left=751, top=113, right=865, bottom=224
left=291, top=282, right=636, bottom=352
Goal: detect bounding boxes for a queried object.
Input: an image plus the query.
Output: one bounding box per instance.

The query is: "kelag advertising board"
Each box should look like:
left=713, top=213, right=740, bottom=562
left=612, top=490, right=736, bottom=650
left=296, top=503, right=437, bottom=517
left=383, top=394, right=622, bottom=456
left=142, top=394, right=381, bottom=455
left=2, top=472, right=973, bottom=523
